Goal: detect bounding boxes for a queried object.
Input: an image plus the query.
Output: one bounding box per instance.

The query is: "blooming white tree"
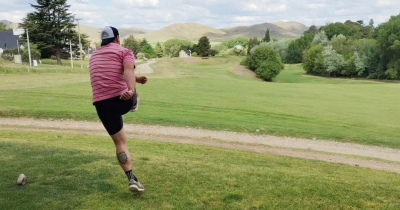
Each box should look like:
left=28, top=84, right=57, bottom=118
left=322, top=45, right=345, bottom=76
left=312, top=30, right=329, bottom=46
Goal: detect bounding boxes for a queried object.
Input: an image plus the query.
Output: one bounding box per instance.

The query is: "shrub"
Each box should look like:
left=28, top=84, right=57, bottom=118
left=256, top=61, right=282, bottom=81
left=245, top=45, right=283, bottom=81
left=21, top=44, right=41, bottom=63
left=1, top=49, right=18, bottom=60
left=136, top=53, right=145, bottom=60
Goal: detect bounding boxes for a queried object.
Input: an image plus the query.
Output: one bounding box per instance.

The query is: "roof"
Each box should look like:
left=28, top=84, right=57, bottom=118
left=0, top=31, right=20, bottom=49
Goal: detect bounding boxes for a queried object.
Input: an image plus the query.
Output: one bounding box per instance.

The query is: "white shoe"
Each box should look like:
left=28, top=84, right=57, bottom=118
left=129, top=179, right=145, bottom=192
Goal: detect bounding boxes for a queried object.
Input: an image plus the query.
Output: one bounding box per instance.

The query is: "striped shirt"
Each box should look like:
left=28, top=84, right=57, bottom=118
left=89, top=43, right=135, bottom=103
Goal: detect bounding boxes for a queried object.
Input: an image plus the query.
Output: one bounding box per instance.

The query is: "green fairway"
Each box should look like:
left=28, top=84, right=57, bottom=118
left=1, top=57, right=400, bottom=148
left=0, top=130, right=399, bottom=209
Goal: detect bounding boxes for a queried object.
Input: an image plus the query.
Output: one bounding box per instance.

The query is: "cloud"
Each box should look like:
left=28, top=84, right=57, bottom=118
left=234, top=16, right=257, bottom=22
left=2, top=0, right=400, bottom=30
left=113, top=0, right=159, bottom=8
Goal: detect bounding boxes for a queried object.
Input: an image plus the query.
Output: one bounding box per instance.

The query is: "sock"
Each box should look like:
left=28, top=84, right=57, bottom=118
left=125, top=170, right=138, bottom=181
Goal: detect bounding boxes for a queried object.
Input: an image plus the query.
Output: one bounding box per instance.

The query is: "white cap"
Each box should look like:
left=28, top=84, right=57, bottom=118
left=101, top=26, right=115, bottom=40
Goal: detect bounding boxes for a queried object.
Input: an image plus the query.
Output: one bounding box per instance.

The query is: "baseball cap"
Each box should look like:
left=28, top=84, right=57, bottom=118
left=101, top=26, right=119, bottom=40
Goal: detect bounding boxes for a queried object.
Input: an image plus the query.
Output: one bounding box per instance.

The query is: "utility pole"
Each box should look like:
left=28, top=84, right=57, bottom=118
left=70, top=40, right=73, bottom=68
left=76, top=18, right=83, bottom=69
left=26, top=29, right=32, bottom=70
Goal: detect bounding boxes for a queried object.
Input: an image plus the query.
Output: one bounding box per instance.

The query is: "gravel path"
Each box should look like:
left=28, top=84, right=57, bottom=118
left=136, top=60, right=156, bottom=74
left=1, top=117, right=399, bottom=174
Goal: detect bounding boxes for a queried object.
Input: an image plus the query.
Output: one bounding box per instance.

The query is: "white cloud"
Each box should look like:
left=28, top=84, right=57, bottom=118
left=113, top=0, right=159, bottom=8
left=376, top=0, right=400, bottom=7
left=235, top=16, right=256, bottom=22
left=2, top=0, right=400, bottom=30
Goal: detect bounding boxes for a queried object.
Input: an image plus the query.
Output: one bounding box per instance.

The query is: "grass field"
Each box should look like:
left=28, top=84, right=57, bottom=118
left=1, top=57, right=400, bottom=209
left=1, top=57, right=400, bottom=148
left=1, top=130, right=399, bottom=209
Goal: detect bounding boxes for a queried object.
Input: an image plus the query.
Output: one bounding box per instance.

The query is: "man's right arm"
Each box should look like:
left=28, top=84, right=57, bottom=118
left=120, top=62, right=136, bottom=100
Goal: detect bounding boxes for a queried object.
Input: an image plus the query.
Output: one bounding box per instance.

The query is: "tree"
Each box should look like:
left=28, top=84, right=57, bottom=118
left=163, top=39, right=193, bottom=57
left=140, top=43, right=156, bottom=58
left=122, top=35, right=140, bottom=57
left=20, top=0, right=78, bottom=65
left=374, top=14, right=400, bottom=79
left=303, top=44, right=325, bottom=76
left=304, top=25, right=319, bottom=35
left=322, top=45, right=346, bottom=77
left=140, top=38, right=148, bottom=49
left=286, top=33, right=314, bottom=63
left=196, top=36, right=211, bottom=57
left=264, top=39, right=291, bottom=63
left=264, top=29, right=271, bottom=42
left=321, top=21, right=363, bottom=40
left=247, top=37, right=259, bottom=55
left=312, top=30, right=329, bottom=46
left=154, top=42, right=163, bottom=58
left=0, top=23, right=11, bottom=31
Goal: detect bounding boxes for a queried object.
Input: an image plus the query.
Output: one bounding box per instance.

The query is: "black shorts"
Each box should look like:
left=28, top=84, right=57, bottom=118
left=94, top=95, right=137, bottom=135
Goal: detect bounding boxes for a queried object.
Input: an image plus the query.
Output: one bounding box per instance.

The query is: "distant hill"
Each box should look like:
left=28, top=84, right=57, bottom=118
left=119, top=28, right=152, bottom=37
left=75, top=25, right=101, bottom=46
left=126, top=22, right=226, bottom=42
left=1, top=19, right=308, bottom=45
left=272, top=21, right=308, bottom=35
left=213, top=22, right=302, bottom=41
left=0, top=20, right=19, bottom=29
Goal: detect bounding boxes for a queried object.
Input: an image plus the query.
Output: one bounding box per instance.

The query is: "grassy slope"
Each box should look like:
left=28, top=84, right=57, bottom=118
left=1, top=130, right=399, bottom=209
left=1, top=57, right=400, bottom=148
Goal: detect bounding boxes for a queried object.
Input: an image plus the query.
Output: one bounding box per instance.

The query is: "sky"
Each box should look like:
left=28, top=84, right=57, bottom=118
left=1, top=0, right=400, bottom=30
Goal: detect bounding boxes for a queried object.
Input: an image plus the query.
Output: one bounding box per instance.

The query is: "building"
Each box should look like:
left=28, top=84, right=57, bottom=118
left=179, top=50, right=191, bottom=58
left=0, top=31, right=20, bottom=52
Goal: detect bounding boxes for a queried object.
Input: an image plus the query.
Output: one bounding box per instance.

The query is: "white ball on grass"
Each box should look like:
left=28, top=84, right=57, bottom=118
left=17, top=174, right=27, bottom=185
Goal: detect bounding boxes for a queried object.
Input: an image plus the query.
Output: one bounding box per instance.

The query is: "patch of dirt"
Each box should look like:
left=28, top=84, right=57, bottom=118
left=230, top=64, right=260, bottom=80
left=1, top=118, right=399, bottom=174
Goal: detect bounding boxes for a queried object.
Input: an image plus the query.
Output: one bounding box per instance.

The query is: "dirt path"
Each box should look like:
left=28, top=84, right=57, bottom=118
left=1, top=117, right=399, bottom=174
left=136, top=60, right=156, bottom=74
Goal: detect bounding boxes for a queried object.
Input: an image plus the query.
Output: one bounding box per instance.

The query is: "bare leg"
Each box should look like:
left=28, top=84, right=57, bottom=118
left=111, top=127, right=132, bottom=172
left=111, top=127, right=144, bottom=192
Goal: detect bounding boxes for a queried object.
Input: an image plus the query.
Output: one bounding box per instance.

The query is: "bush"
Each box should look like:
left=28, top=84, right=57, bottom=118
left=136, top=53, right=145, bottom=60
left=21, top=44, right=41, bottom=63
left=245, top=45, right=283, bottom=81
left=1, top=49, right=19, bottom=61
left=256, top=61, right=282, bottom=81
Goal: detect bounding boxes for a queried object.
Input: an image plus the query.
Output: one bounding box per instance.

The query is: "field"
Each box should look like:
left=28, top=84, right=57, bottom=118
left=1, top=57, right=400, bottom=148
left=1, top=57, right=400, bottom=209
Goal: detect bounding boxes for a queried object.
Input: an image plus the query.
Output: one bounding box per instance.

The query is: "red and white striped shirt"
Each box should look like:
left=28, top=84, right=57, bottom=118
left=89, top=43, right=135, bottom=103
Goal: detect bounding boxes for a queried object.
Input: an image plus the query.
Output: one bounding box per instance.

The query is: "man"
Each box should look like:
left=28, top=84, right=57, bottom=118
left=89, top=26, right=147, bottom=193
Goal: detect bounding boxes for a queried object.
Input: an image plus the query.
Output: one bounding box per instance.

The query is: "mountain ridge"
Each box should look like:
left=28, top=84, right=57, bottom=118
left=1, top=20, right=308, bottom=44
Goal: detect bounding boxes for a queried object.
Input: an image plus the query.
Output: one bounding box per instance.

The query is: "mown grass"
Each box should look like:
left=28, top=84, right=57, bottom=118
left=1, top=57, right=400, bottom=148
left=1, top=130, right=399, bottom=209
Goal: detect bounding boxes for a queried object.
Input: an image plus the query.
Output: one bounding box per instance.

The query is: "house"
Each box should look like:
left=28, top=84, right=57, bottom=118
left=0, top=31, right=20, bottom=51
left=179, top=50, right=191, bottom=58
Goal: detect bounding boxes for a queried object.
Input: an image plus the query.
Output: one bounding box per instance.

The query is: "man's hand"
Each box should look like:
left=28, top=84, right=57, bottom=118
left=120, top=90, right=134, bottom=101
left=136, top=76, right=148, bottom=84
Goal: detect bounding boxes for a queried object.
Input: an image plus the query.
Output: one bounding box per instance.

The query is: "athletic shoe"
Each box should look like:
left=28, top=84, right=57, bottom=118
left=130, top=93, right=139, bottom=112
left=129, top=179, right=145, bottom=192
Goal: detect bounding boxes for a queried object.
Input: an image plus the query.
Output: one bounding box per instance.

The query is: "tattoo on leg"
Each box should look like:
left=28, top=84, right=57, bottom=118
left=117, top=152, right=128, bottom=165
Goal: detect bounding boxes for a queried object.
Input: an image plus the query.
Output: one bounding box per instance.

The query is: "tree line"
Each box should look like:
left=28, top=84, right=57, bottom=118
left=5, top=0, right=400, bottom=81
